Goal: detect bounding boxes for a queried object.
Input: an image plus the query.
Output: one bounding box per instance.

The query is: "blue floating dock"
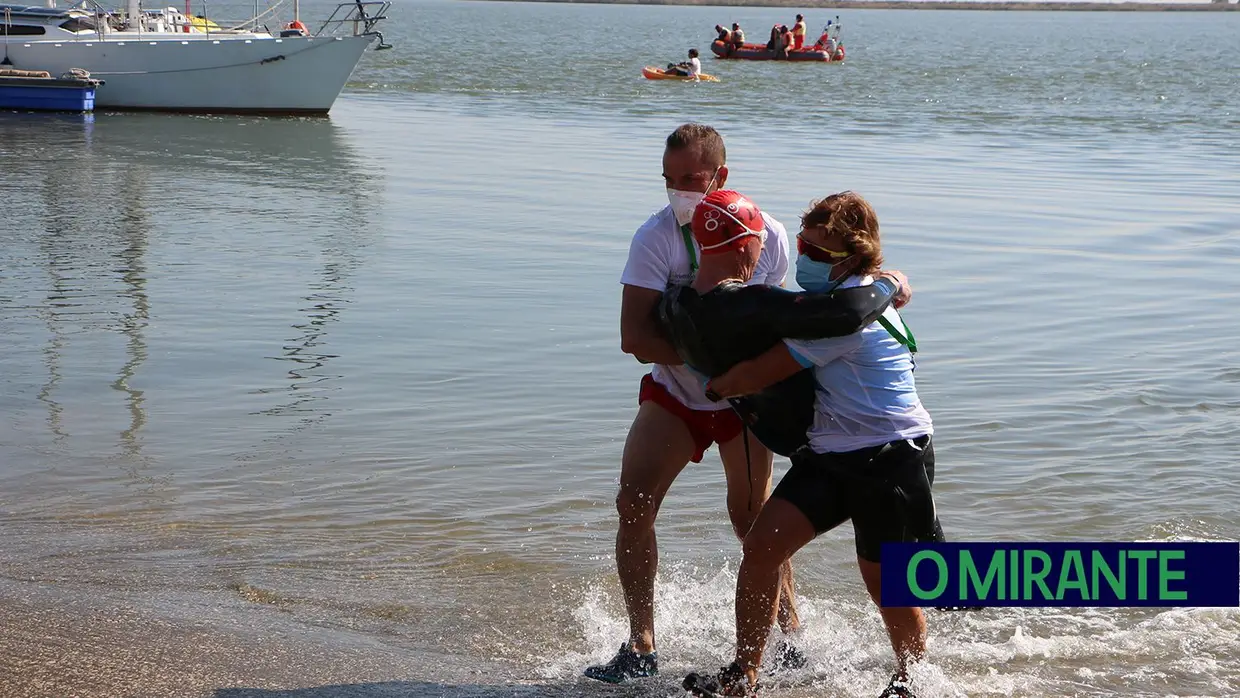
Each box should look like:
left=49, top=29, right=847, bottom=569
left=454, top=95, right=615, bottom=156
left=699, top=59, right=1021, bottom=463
left=0, top=71, right=102, bottom=113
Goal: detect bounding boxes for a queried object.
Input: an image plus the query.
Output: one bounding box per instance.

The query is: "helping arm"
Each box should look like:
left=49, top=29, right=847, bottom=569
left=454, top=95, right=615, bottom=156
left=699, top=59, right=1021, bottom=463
left=621, top=284, right=684, bottom=366
left=763, top=275, right=902, bottom=340
left=706, top=344, right=804, bottom=399
left=707, top=273, right=908, bottom=397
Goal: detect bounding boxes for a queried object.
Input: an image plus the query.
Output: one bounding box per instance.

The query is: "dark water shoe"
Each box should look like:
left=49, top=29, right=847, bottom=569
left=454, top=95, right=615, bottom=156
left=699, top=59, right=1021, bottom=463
left=683, top=661, right=759, bottom=697
left=583, top=643, right=658, bottom=683
left=769, top=638, right=808, bottom=671
left=878, top=671, right=916, bottom=698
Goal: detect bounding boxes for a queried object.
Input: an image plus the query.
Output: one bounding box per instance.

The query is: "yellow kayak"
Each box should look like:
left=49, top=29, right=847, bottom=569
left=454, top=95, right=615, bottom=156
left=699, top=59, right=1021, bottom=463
left=642, top=66, right=720, bottom=82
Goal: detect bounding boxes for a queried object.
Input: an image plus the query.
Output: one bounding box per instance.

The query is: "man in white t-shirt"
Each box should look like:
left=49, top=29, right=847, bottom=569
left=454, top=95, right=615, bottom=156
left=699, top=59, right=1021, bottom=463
left=584, top=124, right=803, bottom=685
left=669, top=48, right=702, bottom=79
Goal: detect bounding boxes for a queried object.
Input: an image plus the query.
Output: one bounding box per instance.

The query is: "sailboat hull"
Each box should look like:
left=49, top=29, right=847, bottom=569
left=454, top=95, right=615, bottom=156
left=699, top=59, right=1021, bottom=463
left=7, top=34, right=375, bottom=115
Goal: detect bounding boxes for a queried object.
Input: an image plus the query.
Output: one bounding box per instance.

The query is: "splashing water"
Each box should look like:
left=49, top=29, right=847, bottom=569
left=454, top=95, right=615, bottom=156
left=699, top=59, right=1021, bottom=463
left=538, top=560, right=1240, bottom=697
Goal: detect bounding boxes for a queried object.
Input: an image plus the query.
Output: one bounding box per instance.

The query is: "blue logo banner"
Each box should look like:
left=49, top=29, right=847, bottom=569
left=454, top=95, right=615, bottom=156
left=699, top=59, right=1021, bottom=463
left=880, top=542, right=1240, bottom=608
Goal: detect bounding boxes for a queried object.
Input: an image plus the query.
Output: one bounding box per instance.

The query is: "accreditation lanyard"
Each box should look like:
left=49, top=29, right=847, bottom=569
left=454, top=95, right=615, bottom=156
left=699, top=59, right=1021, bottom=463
left=878, top=311, right=918, bottom=354
left=680, top=223, right=699, bottom=278
left=826, top=277, right=919, bottom=355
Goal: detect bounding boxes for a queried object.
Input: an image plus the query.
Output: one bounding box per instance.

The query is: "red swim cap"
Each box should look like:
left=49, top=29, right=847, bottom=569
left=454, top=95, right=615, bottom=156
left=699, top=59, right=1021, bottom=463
left=692, top=190, right=767, bottom=255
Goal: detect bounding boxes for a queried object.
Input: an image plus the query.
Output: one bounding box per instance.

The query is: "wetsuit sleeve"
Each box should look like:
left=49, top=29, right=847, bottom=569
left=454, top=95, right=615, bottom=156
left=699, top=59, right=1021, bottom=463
left=657, top=286, right=714, bottom=375
left=763, top=276, right=898, bottom=340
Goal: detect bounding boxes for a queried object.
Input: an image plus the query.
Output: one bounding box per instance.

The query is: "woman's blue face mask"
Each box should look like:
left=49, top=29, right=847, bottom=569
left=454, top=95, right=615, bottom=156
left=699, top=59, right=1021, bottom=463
left=795, top=232, right=852, bottom=291
left=795, top=254, right=852, bottom=292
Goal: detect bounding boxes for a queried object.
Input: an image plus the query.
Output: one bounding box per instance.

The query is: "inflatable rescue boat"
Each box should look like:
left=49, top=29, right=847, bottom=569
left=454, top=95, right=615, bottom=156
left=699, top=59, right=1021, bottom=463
left=710, top=40, right=842, bottom=63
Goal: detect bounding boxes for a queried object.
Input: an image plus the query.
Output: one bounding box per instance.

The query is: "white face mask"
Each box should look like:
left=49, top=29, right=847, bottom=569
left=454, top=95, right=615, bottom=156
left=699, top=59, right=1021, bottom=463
left=666, top=168, right=720, bottom=227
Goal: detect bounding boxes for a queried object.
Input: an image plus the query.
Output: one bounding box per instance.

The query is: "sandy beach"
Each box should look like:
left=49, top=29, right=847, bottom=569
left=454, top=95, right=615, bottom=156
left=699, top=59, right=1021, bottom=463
left=0, top=578, right=536, bottom=698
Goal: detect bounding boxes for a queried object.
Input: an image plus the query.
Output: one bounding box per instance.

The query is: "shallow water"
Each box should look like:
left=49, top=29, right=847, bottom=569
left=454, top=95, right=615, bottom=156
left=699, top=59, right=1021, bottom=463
left=1, top=1, right=1239, bottom=696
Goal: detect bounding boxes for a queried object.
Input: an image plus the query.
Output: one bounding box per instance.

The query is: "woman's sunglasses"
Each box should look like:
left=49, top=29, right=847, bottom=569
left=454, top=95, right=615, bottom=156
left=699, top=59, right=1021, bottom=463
left=796, top=233, right=850, bottom=264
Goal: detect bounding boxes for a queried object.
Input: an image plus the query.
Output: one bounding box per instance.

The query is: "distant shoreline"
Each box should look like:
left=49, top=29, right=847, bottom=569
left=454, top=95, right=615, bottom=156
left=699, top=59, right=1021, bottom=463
left=472, top=0, right=1240, bottom=12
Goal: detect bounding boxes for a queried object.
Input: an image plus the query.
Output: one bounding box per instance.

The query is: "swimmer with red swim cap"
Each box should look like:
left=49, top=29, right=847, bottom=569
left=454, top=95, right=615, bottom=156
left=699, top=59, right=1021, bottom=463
left=691, top=190, right=768, bottom=256
left=669, top=188, right=910, bottom=416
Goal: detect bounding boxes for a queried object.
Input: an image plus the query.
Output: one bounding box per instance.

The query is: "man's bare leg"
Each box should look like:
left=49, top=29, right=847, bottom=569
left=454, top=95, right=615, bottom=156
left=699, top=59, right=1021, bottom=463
left=718, top=431, right=801, bottom=635
left=614, top=400, right=697, bottom=655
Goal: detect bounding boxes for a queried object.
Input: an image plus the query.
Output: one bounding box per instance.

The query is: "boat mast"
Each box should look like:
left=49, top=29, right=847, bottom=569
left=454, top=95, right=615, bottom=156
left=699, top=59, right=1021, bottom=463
left=294, top=0, right=300, bottom=23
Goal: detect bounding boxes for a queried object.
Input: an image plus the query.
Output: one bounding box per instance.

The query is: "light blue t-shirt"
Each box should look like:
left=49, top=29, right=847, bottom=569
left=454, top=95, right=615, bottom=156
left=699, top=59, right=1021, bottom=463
left=784, top=274, right=933, bottom=453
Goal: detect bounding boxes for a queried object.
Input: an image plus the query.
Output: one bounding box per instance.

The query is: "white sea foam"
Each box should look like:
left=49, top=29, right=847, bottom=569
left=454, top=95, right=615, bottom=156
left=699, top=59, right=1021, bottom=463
left=544, top=563, right=1240, bottom=697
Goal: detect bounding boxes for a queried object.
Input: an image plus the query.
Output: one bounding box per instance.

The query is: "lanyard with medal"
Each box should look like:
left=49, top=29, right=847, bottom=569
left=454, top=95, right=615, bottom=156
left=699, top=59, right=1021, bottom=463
left=680, top=223, right=699, bottom=279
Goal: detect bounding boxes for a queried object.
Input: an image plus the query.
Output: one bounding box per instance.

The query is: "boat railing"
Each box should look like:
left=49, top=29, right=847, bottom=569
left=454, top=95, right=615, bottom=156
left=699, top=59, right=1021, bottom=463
left=315, top=1, right=390, bottom=50
left=62, top=1, right=288, bottom=37
left=57, top=0, right=392, bottom=46
left=188, top=2, right=288, bottom=35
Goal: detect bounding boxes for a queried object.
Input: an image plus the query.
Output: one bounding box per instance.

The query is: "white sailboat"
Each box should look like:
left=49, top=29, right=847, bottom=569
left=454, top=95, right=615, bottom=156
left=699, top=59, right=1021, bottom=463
left=0, top=0, right=391, bottom=114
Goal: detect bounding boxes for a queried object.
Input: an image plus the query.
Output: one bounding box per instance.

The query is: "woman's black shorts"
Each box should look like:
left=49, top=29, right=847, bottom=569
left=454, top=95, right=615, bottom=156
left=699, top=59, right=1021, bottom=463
left=771, top=434, right=944, bottom=563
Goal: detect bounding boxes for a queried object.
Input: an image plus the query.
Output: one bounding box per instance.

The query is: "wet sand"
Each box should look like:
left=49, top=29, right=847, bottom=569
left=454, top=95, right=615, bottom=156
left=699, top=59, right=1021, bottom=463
left=0, top=578, right=567, bottom=698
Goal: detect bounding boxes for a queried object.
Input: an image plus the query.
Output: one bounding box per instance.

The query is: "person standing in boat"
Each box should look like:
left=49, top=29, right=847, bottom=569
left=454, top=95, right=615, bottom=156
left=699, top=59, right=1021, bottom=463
left=792, top=15, right=807, bottom=51
left=715, top=24, right=731, bottom=44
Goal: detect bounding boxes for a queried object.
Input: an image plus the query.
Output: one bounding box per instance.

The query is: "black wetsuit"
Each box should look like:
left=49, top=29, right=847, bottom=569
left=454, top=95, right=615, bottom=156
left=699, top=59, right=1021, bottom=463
left=656, top=278, right=898, bottom=457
